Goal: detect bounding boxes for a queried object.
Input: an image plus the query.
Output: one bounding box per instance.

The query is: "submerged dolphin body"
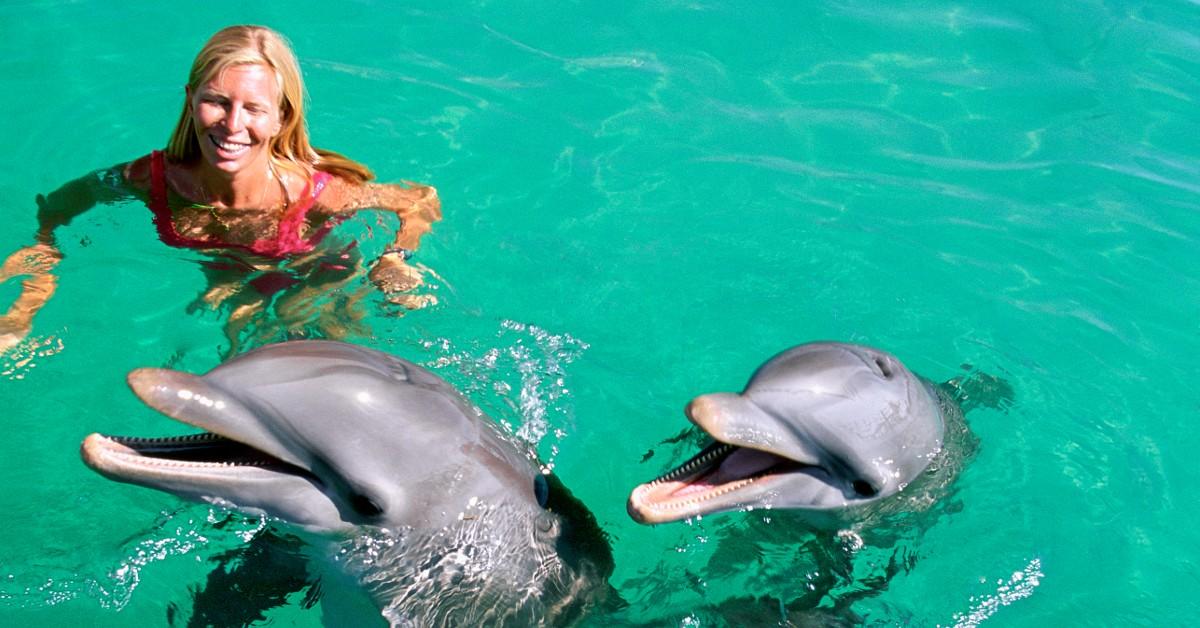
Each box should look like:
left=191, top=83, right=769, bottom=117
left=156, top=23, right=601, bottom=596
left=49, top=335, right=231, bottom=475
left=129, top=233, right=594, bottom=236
left=81, top=340, right=612, bottom=626
left=628, top=341, right=968, bottom=525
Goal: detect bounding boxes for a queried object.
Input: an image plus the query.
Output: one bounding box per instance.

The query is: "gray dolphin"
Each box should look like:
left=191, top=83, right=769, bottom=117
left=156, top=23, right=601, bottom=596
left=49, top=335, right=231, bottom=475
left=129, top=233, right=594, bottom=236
left=628, top=341, right=965, bottom=525
left=81, top=340, right=612, bottom=626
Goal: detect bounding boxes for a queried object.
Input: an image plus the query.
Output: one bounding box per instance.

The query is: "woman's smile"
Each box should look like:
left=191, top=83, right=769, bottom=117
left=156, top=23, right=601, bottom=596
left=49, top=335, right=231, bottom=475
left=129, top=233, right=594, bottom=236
left=209, top=133, right=253, bottom=159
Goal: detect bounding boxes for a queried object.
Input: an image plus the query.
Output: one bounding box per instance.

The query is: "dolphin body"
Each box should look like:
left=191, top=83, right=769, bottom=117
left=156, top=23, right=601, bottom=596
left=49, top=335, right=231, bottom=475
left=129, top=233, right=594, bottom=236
left=81, top=340, right=612, bottom=626
left=628, top=341, right=970, bottom=526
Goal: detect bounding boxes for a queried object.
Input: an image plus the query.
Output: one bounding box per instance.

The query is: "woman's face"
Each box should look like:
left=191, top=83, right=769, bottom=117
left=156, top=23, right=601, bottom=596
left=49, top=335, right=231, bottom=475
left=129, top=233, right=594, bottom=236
left=190, top=63, right=283, bottom=176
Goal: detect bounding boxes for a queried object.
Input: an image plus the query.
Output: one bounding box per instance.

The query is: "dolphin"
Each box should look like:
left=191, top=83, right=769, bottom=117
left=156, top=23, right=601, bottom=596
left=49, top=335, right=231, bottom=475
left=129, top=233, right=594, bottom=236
left=628, top=341, right=967, bottom=525
left=80, top=340, right=612, bottom=626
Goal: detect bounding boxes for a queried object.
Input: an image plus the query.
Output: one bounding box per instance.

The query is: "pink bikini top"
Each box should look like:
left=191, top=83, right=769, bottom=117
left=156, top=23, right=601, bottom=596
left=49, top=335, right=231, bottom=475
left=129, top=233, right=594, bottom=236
left=148, top=150, right=334, bottom=258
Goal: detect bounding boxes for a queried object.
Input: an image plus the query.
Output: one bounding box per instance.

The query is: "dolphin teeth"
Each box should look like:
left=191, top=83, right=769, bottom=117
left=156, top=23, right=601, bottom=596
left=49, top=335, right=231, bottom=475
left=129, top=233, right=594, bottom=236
left=628, top=443, right=808, bottom=523
left=85, top=432, right=292, bottom=470
left=648, top=444, right=735, bottom=486
left=109, top=433, right=225, bottom=446
left=674, top=477, right=758, bottom=507
left=643, top=474, right=761, bottom=509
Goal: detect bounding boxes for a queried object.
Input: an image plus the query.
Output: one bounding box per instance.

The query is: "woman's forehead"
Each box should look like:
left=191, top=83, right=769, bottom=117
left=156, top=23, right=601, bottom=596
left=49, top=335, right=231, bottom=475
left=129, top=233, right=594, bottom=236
left=200, top=63, right=281, bottom=100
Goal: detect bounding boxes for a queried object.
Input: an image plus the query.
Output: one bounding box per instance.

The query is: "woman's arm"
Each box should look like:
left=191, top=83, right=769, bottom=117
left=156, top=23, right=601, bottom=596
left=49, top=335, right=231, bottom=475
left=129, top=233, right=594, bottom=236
left=0, top=252, right=58, bottom=351
left=318, top=177, right=442, bottom=307
left=320, top=178, right=442, bottom=253
left=0, top=165, right=132, bottom=349
left=35, top=166, right=132, bottom=244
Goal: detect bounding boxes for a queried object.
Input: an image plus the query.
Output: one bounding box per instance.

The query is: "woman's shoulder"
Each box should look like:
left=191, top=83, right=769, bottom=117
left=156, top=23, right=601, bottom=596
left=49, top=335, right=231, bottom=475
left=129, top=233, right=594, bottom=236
left=309, top=172, right=363, bottom=213
left=123, top=153, right=156, bottom=191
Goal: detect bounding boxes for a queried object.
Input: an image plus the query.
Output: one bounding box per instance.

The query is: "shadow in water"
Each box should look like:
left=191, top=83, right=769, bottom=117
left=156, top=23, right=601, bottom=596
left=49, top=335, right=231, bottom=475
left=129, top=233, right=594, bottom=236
left=167, top=528, right=318, bottom=628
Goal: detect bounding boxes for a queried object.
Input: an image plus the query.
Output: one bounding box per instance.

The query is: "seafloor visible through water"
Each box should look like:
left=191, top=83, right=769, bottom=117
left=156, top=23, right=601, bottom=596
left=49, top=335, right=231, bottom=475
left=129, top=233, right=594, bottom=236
left=1, top=1, right=1197, bottom=626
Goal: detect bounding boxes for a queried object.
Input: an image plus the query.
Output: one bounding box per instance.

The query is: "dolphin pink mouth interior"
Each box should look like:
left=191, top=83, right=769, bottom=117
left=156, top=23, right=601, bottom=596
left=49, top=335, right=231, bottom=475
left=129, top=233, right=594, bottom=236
left=627, top=442, right=806, bottom=524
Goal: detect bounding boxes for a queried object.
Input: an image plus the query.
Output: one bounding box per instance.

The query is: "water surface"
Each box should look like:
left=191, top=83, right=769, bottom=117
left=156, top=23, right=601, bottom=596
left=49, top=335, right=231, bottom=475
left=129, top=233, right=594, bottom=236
left=1, top=1, right=1198, bottom=625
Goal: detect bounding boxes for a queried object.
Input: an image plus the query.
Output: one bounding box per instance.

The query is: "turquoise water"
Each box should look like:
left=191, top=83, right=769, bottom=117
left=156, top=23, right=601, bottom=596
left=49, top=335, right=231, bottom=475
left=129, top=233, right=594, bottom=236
left=2, top=1, right=1198, bottom=625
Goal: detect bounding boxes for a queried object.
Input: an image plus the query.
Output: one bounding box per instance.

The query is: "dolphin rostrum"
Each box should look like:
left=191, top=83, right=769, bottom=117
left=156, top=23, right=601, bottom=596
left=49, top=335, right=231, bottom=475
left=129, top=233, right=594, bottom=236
left=81, top=340, right=612, bottom=626
left=628, top=341, right=967, bottom=525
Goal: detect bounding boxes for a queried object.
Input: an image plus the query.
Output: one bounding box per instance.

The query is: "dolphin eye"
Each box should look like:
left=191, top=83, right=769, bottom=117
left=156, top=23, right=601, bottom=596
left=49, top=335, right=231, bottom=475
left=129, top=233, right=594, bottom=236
left=350, top=494, right=384, bottom=518
left=852, top=480, right=878, bottom=498
left=534, top=474, right=549, bottom=508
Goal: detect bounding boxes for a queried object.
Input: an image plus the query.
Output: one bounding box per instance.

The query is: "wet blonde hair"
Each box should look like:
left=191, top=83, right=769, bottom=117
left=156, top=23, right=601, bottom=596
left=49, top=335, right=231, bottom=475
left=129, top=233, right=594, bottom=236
left=165, top=25, right=373, bottom=183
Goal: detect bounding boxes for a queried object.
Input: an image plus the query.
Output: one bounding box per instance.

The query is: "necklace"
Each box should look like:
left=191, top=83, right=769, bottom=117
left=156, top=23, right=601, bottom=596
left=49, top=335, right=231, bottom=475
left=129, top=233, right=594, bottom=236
left=189, top=162, right=286, bottom=234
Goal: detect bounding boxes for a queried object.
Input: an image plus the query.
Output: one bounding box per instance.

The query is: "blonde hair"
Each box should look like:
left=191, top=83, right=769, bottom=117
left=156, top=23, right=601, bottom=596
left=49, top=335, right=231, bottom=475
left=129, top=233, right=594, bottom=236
left=165, top=25, right=373, bottom=183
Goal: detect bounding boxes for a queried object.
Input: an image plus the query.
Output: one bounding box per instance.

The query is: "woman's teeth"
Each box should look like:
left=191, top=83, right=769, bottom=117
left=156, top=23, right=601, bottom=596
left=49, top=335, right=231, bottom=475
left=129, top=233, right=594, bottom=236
left=211, top=135, right=250, bottom=155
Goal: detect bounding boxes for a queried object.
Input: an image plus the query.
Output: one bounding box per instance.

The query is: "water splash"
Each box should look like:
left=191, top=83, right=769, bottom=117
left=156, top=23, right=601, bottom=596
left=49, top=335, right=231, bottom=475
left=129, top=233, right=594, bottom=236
left=421, top=319, right=588, bottom=469
left=1, top=334, right=64, bottom=380
left=947, top=557, right=1044, bottom=627
left=0, top=508, right=264, bottom=613
left=93, top=510, right=267, bottom=611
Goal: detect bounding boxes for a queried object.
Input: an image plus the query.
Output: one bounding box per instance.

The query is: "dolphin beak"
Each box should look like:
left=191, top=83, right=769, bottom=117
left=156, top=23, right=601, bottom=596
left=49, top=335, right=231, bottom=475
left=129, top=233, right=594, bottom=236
left=126, top=368, right=309, bottom=470
left=80, top=432, right=135, bottom=479
left=78, top=370, right=328, bottom=517
left=686, top=393, right=823, bottom=465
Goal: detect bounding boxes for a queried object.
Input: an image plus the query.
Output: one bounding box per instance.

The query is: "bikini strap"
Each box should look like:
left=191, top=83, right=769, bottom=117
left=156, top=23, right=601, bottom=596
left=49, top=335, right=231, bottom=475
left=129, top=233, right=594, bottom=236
left=311, top=170, right=331, bottom=198
left=145, top=149, right=186, bottom=247
left=149, top=150, right=168, bottom=213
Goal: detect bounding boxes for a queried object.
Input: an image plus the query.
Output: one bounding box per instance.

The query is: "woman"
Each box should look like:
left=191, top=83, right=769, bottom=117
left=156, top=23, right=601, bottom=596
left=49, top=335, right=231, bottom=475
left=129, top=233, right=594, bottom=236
left=0, top=25, right=441, bottom=352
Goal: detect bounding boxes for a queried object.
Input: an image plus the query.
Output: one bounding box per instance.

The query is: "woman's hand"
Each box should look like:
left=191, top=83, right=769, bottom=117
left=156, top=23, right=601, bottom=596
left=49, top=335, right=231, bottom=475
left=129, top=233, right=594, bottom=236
left=368, top=252, right=437, bottom=309
left=398, top=183, right=441, bottom=228
left=379, top=183, right=441, bottom=252
left=0, top=244, right=62, bottom=351
left=321, top=178, right=442, bottom=310
left=0, top=310, right=35, bottom=352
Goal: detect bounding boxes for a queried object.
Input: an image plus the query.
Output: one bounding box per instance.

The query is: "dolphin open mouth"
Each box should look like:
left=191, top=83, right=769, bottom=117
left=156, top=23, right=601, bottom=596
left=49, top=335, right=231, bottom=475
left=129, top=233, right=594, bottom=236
left=80, top=366, right=321, bottom=491
left=627, top=441, right=807, bottom=524
left=81, top=432, right=312, bottom=481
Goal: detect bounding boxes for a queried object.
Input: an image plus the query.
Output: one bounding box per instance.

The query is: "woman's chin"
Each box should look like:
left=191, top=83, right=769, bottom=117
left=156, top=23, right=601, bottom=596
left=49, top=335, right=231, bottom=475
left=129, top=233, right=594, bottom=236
left=200, top=149, right=258, bottom=175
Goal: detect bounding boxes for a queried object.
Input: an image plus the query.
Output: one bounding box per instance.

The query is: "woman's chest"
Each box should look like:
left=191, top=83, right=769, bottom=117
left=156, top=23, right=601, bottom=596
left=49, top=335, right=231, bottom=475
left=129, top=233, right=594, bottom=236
left=169, top=203, right=321, bottom=245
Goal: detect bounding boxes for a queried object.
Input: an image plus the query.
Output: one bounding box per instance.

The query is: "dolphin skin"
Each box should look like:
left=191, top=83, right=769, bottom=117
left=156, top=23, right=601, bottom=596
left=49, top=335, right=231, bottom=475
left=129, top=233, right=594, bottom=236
left=81, top=340, right=612, bottom=626
left=628, top=341, right=965, bottom=525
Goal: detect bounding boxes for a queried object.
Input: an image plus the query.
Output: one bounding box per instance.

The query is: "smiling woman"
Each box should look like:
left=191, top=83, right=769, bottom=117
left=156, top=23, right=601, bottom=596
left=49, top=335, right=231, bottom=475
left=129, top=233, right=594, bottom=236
left=0, top=24, right=442, bottom=353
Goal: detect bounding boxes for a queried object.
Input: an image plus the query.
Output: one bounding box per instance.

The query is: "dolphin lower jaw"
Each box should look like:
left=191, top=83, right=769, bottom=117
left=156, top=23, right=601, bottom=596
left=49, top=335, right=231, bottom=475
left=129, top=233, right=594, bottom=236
left=80, top=431, right=317, bottom=490
left=627, top=442, right=819, bottom=524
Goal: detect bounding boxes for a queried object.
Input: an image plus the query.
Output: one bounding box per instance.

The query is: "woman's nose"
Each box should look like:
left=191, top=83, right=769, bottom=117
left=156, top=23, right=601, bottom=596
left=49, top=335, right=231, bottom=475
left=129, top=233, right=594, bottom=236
left=221, top=105, right=246, bottom=131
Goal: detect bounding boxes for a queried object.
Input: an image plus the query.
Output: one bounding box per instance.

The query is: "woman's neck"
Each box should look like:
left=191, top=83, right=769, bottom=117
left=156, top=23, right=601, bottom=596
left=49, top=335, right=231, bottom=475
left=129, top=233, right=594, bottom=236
left=194, top=157, right=278, bottom=209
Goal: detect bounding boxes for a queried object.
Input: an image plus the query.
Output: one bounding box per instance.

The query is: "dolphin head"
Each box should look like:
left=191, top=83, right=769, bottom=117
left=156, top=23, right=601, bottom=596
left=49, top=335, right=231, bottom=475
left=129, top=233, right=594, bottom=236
left=628, top=342, right=946, bottom=524
left=81, top=340, right=544, bottom=532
